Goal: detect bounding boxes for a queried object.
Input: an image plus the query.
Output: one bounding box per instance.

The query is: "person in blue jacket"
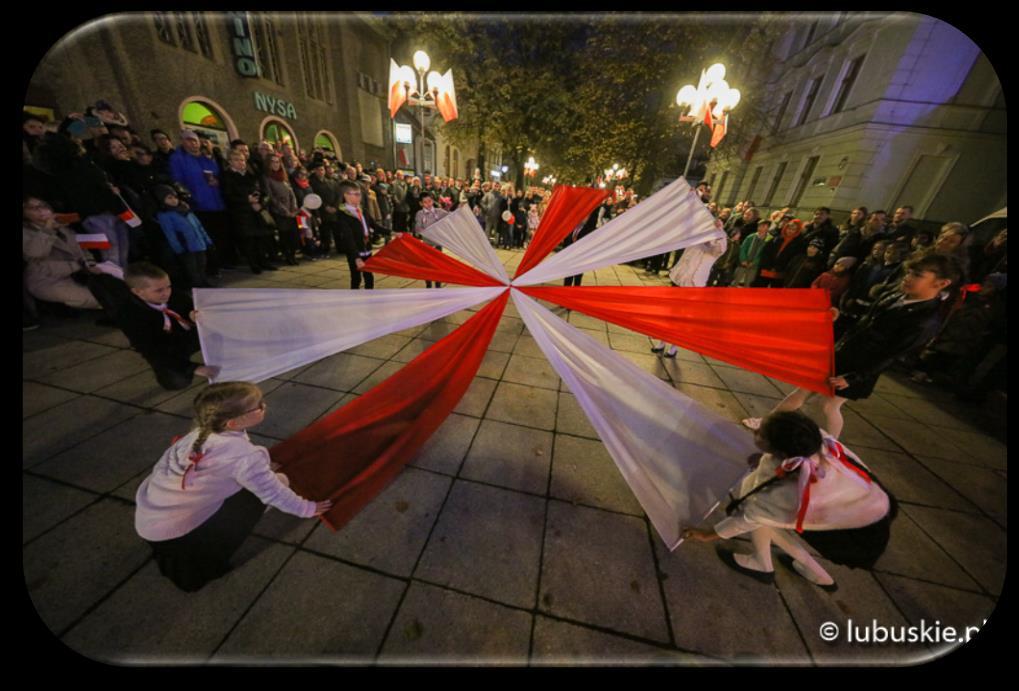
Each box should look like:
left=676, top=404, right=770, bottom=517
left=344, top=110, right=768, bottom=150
left=169, top=130, right=234, bottom=271
left=154, top=185, right=214, bottom=289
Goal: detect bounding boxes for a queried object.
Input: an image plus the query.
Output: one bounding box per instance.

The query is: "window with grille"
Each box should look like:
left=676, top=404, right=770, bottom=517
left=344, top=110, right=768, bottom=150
left=252, top=13, right=284, bottom=85
left=772, top=91, right=792, bottom=134
left=746, top=166, right=764, bottom=203
left=795, top=77, right=823, bottom=127
left=830, top=54, right=865, bottom=115
left=763, top=162, right=788, bottom=206
left=299, top=18, right=329, bottom=102
left=789, top=156, right=819, bottom=207
left=192, top=13, right=213, bottom=58
left=154, top=12, right=176, bottom=45
left=174, top=12, right=195, bottom=52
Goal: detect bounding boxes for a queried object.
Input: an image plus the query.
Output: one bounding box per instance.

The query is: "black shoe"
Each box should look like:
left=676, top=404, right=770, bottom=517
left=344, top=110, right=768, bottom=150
left=663, top=350, right=677, bottom=359
left=716, top=546, right=775, bottom=585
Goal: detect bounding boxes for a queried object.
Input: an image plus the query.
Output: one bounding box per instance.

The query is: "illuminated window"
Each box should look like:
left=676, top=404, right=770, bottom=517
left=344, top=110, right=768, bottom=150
left=830, top=55, right=865, bottom=115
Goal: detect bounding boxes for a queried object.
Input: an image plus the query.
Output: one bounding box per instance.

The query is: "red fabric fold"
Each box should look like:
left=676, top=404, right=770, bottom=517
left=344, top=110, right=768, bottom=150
left=513, top=185, right=610, bottom=279
left=521, top=286, right=835, bottom=396
left=271, top=290, right=510, bottom=530
left=361, top=234, right=505, bottom=287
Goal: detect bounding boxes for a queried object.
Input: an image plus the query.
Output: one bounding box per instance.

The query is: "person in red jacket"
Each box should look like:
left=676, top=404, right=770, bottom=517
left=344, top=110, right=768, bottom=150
left=754, top=219, right=807, bottom=287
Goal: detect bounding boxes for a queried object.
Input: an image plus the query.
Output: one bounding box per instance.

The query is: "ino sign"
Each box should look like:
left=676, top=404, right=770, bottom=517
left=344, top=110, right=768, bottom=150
left=228, top=12, right=259, bottom=78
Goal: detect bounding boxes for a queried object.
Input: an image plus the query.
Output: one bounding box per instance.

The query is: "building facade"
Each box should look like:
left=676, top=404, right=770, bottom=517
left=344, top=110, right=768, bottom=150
left=27, top=12, right=397, bottom=167
left=704, top=13, right=1006, bottom=226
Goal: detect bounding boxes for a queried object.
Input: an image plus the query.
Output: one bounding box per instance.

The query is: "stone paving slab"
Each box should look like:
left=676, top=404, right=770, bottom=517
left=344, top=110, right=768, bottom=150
left=212, top=550, right=405, bottom=661
left=502, top=353, right=561, bottom=391
left=512, top=334, right=545, bottom=359
left=846, top=392, right=919, bottom=422
left=60, top=538, right=293, bottom=663
left=155, top=379, right=284, bottom=418
left=607, top=332, right=652, bottom=353
left=555, top=392, right=598, bottom=440
left=378, top=582, right=533, bottom=664
left=654, top=540, right=808, bottom=662
left=32, top=411, right=188, bottom=494
left=709, top=365, right=785, bottom=398
left=94, top=369, right=202, bottom=408
left=345, top=334, right=412, bottom=360
left=392, top=338, right=434, bottom=363
left=873, top=572, right=997, bottom=662
left=257, top=382, right=347, bottom=440
left=926, top=427, right=1007, bottom=471
left=615, top=350, right=671, bottom=381
left=292, top=352, right=386, bottom=392
left=411, top=413, right=481, bottom=475
left=858, top=414, right=968, bottom=460
left=304, top=467, right=450, bottom=577
left=23, top=339, right=119, bottom=380
left=837, top=408, right=902, bottom=452
left=23, top=396, right=143, bottom=468
left=453, top=377, right=497, bottom=418
left=550, top=435, right=643, bottom=515
left=22, top=382, right=79, bottom=419
left=487, top=331, right=521, bottom=354
left=539, top=501, right=669, bottom=643
left=36, top=349, right=151, bottom=394
left=460, top=420, right=553, bottom=495
left=477, top=350, right=511, bottom=380
left=531, top=616, right=703, bottom=665
left=872, top=510, right=981, bottom=592
left=877, top=393, right=985, bottom=433
left=773, top=560, right=922, bottom=664
left=418, top=320, right=463, bottom=342
left=900, top=505, right=1006, bottom=596
left=22, top=474, right=99, bottom=544
left=674, top=383, right=748, bottom=424
left=350, top=360, right=403, bottom=394
left=663, top=360, right=728, bottom=389
left=486, top=382, right=558, bottom=431
left=914, top=456, right=1006, bottom=527
left=859, top=447, right=979, bottom=513
left=25, top=499, right=152, bottom=636
left=416, top=480, right=545, bottom=608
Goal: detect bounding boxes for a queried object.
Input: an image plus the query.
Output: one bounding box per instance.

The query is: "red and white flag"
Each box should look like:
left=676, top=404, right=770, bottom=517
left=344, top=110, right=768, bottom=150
left=76, top=233, right=112, bottom=250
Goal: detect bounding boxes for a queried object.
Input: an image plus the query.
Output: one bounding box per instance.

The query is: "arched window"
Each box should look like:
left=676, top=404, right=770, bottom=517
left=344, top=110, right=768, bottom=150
left=260, top=116, right=299, bottom=152
left=179, top=97, right=237, bottom=147
left=313, top=130, right=342, bottom=159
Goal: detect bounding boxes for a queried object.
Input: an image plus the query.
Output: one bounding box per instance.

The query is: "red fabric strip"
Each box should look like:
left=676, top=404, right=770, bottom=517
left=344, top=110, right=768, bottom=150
left=270, top=290, right=510, bottom=530
left=521, top=286, right=835, bottom=396
left=513, top=185, right=610, bottom=279
left=361, top=234, right=505, bottom=287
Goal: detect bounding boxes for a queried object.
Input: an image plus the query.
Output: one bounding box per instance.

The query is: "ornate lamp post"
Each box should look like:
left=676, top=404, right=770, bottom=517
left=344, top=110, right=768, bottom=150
left=388, top=50, right=458, bottom=174
left=676, top=62, right=741, bottom=179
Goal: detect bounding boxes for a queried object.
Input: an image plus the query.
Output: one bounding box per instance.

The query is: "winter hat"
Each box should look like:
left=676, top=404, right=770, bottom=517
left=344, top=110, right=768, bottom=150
left=179, top=129, right=200, bottom=141
left=153, top=184, right=177, bottom=201
left=808, top=238, right=826, bottom=250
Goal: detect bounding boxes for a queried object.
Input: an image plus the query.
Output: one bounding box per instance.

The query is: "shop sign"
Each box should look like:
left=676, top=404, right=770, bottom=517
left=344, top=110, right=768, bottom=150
left=227, top=12, right=259, bottom=78
left=254, top=92, right=298, bottom=120
left=395, top=123, right=413, bottom=144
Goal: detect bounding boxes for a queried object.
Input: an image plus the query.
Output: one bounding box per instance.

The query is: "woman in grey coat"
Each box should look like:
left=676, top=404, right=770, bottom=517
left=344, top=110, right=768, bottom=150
left=263, top=154, right=301, bottom=265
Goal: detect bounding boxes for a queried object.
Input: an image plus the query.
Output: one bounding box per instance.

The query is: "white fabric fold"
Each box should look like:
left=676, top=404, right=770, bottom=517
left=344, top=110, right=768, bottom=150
left=512, top=289, right=754, bottom=549
left=193, top=287, right=506, bottom=383
left=420, top=206, right=510, bottom=284
left=512, top=177, right=723, bottom=286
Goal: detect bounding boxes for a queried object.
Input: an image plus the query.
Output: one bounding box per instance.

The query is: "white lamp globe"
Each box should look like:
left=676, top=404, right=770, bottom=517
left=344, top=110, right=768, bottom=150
left=413, top=50, right=431, bottom=73
left=426, top=71, right=443, bottom=92
left=676, top=84, right=698, bottom=107
left=398, top=65, right=416, bottom=87
left=725, top=88, right=741, bottom=110
left=706, top=63, right=726, bottom=83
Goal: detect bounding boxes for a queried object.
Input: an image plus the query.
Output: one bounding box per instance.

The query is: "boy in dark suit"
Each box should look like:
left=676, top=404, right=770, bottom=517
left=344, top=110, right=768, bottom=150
left=742, top=253, right=961, bottom=439
left=336, top=180, right=391, bottom=290
left=119, top=262, right=218, bottom=389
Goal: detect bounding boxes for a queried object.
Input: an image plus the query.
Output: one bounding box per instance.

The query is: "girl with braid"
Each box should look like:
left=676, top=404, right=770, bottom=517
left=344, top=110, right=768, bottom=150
left=135, top=382, right=331, bottom=591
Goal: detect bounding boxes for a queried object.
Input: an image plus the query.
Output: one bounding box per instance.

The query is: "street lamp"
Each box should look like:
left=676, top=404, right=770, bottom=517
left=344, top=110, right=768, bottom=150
left=603, top=163, right=628, bottom=183
left=676, top=62, right=741, bottom=179
left=542, top=174, right=557, bottom=186
left=388, top=51, right=458, bottom=175
left=524, top=156, right=540, bottom=178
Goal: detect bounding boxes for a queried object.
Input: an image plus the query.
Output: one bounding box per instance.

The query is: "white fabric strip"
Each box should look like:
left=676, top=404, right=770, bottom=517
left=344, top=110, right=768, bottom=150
left=194, top=287, right=506, bottom=383
left=512, top=290, right=754, bottom=550
left=420, top=206, right=510, bottom=284
left=512, top=177, right=723, bottom=287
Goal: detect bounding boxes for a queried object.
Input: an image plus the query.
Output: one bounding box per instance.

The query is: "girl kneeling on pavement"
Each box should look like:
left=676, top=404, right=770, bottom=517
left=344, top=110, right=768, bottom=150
left=683, top=411, right=894, bottom=592
left=135, top=382, right=331, bottom=592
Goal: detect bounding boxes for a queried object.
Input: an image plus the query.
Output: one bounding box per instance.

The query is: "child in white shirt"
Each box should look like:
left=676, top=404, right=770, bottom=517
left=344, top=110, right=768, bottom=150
left=135, top=382, right=331, bottom=591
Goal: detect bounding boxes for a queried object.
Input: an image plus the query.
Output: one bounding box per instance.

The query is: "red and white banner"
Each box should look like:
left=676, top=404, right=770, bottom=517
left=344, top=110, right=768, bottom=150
left=193, top=286, right=505, bottom=383
left=512, top=290, right=755, bottom=549
left=420, top=206, right=510, bottom=284
left=76, top=233, right=112, bottom=250
left=512, top=177, right=722, bottom=287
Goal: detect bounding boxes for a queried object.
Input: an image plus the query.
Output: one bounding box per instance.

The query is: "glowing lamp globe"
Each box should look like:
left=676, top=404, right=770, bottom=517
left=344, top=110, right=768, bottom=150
left=413, top=50, right=431, bottom=73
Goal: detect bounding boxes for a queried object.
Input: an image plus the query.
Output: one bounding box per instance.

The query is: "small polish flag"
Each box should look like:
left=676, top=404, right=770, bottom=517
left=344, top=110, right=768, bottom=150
left=119, top=208, right=143, bottom=228
left=76, top=233, right=112, bottom=250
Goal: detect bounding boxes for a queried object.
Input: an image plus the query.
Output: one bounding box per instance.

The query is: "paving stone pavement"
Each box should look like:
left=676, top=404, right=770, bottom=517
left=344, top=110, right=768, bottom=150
left=23, top=250, right=1006, bottom=665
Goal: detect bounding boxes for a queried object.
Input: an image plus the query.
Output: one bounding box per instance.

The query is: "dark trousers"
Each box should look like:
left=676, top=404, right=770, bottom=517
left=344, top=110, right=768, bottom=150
left=347, top=255, right=374, bottom=290
left=241, top=236, right=274, bottom=271
left=194, top=210, right=234, bottom=271
left=178, top=251, right=209, bottom=288
left=146, top=489, right=265, bottom=592
left=393, top=209, right=409, bottom=234
left=274, top=216, right=300, bottom=262
left=148, top=329, right=202, bottom=390
left=564, top=274, right=583, bottom=287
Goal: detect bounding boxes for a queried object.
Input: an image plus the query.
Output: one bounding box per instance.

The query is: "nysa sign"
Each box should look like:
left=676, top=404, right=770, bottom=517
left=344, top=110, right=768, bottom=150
left=254, top=92, right=298, bottom=120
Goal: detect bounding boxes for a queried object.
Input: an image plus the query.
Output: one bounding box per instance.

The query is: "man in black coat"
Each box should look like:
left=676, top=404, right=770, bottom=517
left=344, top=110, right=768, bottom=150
left=801, top=207, right=840, bottom=261
left=308, top=159, right=342, bottom=256
left=336, top=180, right=391, bottom=290
left=743, top=253, right=961, bottom=439
left=221, top=149, right=275, bottom=274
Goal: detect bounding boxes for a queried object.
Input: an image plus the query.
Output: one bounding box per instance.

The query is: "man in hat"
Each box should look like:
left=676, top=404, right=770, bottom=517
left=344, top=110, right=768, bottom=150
left=169, top=129, right=234, bottom=271
left=308, top=158, right=342, bottom=256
